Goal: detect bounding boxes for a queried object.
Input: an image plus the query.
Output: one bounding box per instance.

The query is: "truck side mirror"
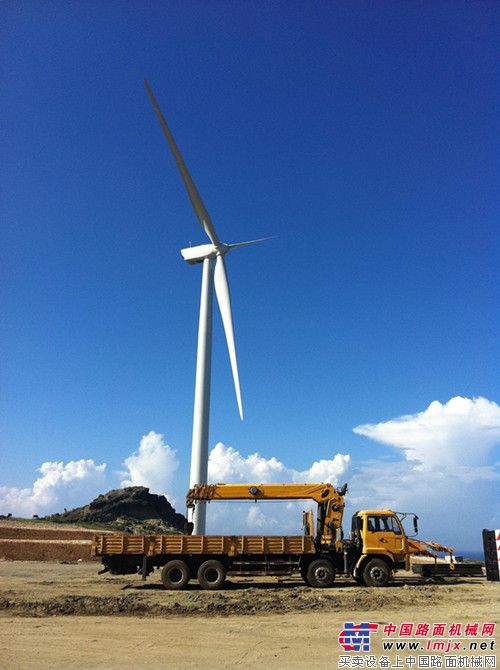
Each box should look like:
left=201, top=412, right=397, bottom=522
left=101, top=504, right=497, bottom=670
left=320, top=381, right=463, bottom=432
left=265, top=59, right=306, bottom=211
left=413, top=516, right=418, bottom=535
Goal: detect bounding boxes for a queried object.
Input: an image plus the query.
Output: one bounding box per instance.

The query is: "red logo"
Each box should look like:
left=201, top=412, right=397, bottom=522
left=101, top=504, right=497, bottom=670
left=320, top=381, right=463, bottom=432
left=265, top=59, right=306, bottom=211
left=338, top=623, right=379, bottom=652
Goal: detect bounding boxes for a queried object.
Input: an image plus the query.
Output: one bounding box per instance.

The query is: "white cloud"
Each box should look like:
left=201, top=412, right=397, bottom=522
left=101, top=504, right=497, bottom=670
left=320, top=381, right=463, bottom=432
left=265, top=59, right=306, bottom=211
left=121, top=431, right=179, bottom=502
left=0, top=459, right=106, bottom=517
left=351, top=396, right=500, bottom=551
left=208, top=442, right=349, bottom=486
left=208, top=443, right=285, bottom=482
left=246, top=505, right=278, bottom=530
left=353, top=396, right=500, bottom=471
left=301, top=455, right=351, bottom=483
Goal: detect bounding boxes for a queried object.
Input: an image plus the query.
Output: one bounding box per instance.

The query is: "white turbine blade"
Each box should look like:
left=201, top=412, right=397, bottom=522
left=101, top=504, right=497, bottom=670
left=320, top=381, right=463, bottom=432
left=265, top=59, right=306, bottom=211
left=144, top=80, right=220, bottom=246
left=213, top=255, right=243, bottom=420
left=228, top=236, right=276, bottom=250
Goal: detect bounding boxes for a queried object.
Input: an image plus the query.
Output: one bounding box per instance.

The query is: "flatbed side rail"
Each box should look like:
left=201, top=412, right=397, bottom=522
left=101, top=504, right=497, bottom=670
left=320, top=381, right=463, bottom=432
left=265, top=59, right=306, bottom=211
left=92, top=534, right=316, bottom=557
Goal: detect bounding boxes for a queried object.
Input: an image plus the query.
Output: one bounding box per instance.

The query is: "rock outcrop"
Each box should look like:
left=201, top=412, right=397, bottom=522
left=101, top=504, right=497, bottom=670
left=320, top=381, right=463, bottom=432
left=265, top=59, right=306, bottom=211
left=45, top=487, right=186, bottom=534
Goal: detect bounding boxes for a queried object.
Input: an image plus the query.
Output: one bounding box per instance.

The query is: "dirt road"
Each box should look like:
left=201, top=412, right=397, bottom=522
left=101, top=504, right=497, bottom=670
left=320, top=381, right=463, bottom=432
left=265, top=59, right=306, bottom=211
left=0, top=561, right=497, bottom=669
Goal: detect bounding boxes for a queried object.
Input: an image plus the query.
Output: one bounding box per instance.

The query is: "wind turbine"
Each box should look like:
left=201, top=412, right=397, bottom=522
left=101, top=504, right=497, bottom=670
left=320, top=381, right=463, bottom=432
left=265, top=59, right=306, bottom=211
left=144, top=81, right=268, bottom=533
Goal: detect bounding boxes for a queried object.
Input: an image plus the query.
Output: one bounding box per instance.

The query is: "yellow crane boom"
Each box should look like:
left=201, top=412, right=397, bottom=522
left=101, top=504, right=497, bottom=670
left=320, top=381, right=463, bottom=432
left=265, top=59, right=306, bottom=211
left=186, top=482, right=345, bottom=506
left=186, top=482, right=347, bottom=544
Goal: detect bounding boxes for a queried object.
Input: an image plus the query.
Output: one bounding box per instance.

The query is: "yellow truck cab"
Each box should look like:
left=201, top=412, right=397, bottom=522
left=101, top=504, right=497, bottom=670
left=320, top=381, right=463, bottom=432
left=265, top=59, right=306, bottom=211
left=350, top=509, right=420, bottom=585
left=359, top=510, right=407, bottom=554
left=351, top=509, right=417, bottom=586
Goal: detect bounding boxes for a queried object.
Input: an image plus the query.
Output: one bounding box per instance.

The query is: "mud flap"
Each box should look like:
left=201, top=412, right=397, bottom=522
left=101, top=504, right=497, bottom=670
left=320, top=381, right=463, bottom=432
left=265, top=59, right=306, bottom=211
left=141, top=555, right=148, bottom=581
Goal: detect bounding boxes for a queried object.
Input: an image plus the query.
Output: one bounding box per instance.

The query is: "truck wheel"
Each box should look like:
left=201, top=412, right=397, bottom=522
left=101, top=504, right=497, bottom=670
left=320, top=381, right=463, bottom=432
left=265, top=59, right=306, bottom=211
left=306, top=559, right=335, bottom=588
left=354, top=574, right=366, bottom=586
left=161, top=560, right=190, bottom=590
left=197, top=560, right=226, bottom=590
left=362, top=558, right=390, bottom=587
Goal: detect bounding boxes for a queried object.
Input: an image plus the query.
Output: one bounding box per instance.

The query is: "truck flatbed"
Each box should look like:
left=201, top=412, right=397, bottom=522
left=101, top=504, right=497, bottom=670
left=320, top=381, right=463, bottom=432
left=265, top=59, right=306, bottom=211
left=92, top=533, right=316, bottom=558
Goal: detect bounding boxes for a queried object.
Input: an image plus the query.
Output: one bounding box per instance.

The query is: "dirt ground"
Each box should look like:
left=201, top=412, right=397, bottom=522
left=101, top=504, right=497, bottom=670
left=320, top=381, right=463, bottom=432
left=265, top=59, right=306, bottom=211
left=0, top=561, right=497, bottom=669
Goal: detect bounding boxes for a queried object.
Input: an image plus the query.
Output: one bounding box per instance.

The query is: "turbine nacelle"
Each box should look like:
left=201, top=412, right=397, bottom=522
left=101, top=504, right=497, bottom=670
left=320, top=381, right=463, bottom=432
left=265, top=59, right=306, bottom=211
left=180, top=238, right=271, bottom=264
left=181, top=243, right=230, bottom=265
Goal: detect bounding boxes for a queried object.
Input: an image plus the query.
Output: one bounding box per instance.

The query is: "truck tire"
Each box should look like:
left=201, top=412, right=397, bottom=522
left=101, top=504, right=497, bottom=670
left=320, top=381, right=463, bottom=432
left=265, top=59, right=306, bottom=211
left=161, top=560, right=190, bottom=590
left=306, top=558, right=335, bottom=588
left=197, top=559, right=226, bottom=590
left=362, top=558, right=390, bottom=587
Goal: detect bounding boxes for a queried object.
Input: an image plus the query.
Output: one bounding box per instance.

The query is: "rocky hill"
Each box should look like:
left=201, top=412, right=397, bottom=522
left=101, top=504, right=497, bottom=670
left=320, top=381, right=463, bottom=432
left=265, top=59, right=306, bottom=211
left=44, top=487, right=187, bottom=534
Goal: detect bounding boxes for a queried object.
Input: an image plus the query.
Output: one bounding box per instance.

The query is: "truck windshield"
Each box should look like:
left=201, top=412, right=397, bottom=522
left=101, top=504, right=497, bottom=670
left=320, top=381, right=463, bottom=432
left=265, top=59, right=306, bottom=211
left=367, top=515, right=402, bottom=535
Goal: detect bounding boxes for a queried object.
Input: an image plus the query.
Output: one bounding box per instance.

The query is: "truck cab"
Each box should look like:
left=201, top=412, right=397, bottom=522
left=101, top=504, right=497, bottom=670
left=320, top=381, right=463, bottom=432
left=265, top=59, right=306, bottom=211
left=359, top=510, right=407, bottom=556
left=350, top=509, right=412, bottom=585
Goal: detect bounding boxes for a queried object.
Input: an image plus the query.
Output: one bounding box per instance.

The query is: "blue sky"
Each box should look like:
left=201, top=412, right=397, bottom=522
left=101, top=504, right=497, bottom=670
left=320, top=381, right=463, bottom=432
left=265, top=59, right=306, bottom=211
left=1, top=2, right=498, bottom=549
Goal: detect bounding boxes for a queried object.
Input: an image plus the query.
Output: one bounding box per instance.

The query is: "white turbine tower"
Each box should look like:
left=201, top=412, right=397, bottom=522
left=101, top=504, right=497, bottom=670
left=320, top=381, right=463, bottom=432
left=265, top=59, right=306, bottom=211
left=145, top=81, right=268, bottom=534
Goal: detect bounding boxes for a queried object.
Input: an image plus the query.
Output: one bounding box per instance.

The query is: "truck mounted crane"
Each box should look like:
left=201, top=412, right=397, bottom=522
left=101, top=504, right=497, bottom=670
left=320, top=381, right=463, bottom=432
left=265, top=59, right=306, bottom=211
left=92, top=481, right=454, bottom=590
left=186, top=482, right=347, bottom=546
